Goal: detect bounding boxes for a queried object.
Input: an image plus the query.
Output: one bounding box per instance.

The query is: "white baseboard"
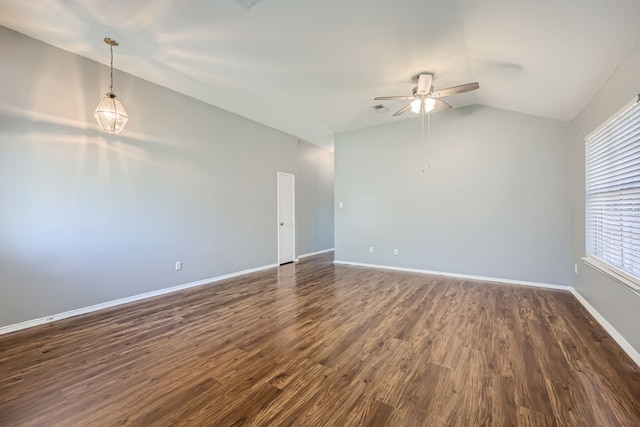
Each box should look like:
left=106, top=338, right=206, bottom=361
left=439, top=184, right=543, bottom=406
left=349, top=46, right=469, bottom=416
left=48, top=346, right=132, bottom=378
left=5, top=257, right=638, bottom=368
left=569, top=288, right=640, bottom=367
left=0, top=263, right=278, bottom=336
left=297, top=248, right=335, bottom=259
left=332, top=260, right=570, bottom=290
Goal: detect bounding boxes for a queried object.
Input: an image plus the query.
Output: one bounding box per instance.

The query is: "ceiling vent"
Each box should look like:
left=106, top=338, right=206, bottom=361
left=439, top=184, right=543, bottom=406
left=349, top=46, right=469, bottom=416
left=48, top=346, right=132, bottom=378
left=235, top=0, right=262, bottom=9
left=373, top=105, right=389, bottom=113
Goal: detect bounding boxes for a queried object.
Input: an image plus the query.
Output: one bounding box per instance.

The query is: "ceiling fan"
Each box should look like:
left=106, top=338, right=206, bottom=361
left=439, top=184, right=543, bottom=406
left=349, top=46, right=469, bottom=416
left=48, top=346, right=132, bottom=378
left=374, top=74, right=479, bottom=116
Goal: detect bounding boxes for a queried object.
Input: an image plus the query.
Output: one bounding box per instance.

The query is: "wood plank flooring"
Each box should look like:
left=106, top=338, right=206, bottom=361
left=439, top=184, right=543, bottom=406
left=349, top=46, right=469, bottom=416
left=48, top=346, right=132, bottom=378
left=1, top=252, right=639, bottom=426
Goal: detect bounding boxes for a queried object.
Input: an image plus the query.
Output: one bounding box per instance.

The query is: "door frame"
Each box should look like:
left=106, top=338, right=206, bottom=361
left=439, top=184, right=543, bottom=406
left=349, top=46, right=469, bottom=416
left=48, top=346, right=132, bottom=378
left=277, top=171, right=296, bottom=264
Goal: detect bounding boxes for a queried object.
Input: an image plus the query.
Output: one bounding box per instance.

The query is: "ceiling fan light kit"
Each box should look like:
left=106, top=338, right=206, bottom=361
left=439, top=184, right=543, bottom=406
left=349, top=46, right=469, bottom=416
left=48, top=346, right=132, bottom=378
left=411, top=97, right=436, bottom=114
left=94, top=37, right=128, bottom=135
left=374, top=73, right=479, bottom=117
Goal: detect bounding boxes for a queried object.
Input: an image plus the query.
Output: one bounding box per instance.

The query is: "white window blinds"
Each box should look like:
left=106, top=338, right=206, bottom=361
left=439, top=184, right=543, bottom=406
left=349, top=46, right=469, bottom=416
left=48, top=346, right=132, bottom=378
left=586, top=95, right=640, bottom=288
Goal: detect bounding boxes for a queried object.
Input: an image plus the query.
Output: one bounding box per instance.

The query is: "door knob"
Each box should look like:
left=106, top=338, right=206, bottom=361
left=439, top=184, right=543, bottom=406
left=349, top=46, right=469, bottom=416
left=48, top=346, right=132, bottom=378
left=280, top=222, right=285, bottom=226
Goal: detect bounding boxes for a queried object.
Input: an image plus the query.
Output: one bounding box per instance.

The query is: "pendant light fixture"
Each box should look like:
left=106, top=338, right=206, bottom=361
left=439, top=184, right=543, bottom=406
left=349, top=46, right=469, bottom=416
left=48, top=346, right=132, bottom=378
left=94, top=37, right=128, bottom=135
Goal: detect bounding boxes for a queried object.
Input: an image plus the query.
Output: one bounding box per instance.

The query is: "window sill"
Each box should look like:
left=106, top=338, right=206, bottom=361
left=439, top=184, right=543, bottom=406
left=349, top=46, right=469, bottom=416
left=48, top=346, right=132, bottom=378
left=582, top=256, right=640, bottom=296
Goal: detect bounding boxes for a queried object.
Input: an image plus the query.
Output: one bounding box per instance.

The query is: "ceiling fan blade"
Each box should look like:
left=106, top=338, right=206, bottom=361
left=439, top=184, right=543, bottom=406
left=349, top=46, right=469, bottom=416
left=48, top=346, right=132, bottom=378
left=431, top=82, right=479, bottom=98
left=393, top=103, right=412, bottom=116
left=432, top=98, right=453, bottom=111
left=374, top=96, right=415, bottom=101
left=417, top=74, right=432, bottom=95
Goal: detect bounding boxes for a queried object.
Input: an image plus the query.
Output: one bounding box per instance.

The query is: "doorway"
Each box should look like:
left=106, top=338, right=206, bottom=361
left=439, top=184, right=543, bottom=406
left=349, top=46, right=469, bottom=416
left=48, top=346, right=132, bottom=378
left=277, top=172, right=295, bottom=264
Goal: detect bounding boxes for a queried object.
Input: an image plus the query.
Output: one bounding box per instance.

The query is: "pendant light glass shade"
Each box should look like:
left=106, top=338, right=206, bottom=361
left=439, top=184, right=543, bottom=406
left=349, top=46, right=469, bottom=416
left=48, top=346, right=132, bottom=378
left=95, top=38, right=127, bottom=135
left=95, top=93, right=128, bottom=135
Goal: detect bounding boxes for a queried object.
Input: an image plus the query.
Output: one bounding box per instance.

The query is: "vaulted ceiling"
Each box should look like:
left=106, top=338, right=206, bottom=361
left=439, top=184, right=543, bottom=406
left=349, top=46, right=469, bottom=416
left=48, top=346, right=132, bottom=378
left=2, top=0, right=640, bottom=149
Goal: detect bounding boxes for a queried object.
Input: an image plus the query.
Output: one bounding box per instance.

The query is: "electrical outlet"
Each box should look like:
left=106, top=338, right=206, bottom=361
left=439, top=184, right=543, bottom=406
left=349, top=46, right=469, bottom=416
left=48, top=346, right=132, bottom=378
left=393, top=249, right=398, bottom=256
left=175, top=261, right=182, bottom=271
left=369, top=246, right=374, bottom=253
left=574, top=263, right=578, bottom=274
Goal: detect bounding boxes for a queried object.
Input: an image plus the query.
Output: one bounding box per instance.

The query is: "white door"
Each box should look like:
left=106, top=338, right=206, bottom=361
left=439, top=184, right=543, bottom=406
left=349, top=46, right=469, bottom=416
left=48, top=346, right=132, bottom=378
left=277, top=172, right=295, bottom=264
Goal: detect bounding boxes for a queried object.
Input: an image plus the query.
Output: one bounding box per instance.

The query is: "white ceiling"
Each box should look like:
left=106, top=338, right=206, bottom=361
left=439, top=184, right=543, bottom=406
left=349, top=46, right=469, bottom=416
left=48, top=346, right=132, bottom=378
left=2, top=0, right=640, bottom=150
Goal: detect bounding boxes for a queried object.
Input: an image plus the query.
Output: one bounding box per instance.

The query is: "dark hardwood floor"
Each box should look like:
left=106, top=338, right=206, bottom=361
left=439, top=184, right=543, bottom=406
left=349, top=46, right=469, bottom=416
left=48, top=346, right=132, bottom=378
left=1, top=252, right=639, bottom=426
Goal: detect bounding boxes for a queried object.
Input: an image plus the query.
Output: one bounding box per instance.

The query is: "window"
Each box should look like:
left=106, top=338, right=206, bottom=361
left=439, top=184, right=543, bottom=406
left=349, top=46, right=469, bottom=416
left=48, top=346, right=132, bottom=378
left=585, top=95, right=640, bottom=292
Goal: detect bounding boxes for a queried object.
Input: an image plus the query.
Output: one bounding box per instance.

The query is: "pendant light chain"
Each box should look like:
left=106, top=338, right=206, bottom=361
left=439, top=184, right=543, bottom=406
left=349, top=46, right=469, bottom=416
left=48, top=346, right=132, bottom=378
left=109, top=43, right=114, bottom=95
left=103, top=37, right=119, bottom=97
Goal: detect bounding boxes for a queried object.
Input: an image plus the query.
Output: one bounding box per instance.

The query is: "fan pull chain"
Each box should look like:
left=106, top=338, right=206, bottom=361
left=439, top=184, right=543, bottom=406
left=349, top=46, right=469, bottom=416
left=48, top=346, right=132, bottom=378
left=421, top=107, right=431, bottom=173
left=421, top=108, right=425, bottom=173
left=427, top=112, right=431, bottom=170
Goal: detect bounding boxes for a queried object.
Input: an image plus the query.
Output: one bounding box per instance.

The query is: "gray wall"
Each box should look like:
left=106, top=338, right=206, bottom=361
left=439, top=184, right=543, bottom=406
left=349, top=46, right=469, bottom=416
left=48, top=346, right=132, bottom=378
left=335, top=105, right=572, bottom=285
left=295, top=140, right=334, bottom=256
left=570, top=42, right=640, bottom=352
left=0, top=28, right=333, bottom=328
